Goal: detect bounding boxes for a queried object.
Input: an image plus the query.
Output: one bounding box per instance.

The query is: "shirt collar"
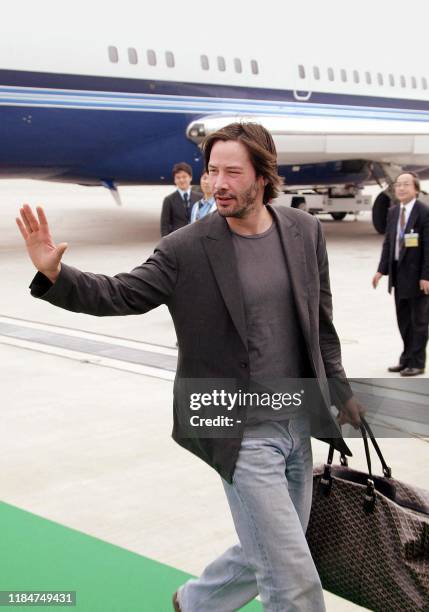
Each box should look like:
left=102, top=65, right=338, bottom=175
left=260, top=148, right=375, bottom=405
left=200, top=196, right=215, bottom=206
left=178, top=188, right=191, bottom=199
left=401, top=198, right=416, bottom=210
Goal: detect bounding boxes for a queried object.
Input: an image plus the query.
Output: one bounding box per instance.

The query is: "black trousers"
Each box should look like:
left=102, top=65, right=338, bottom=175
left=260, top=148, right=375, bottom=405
left=394, top=291, right=429, bottom=368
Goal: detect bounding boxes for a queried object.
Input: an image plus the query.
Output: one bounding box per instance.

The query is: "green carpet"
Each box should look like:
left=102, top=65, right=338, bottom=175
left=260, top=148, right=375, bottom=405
left=0, top=502, right=261, bottom=611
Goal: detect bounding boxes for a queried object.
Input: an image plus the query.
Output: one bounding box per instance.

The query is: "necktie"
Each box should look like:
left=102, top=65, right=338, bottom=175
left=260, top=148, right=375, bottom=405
left=183, top=192, right=190, bottom=221
left=399, top=206, right=406, bottom=249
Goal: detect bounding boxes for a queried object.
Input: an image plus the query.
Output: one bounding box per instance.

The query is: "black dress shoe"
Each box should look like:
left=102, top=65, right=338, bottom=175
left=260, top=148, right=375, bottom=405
left=387, top=365, right=405, bottom=372
left=400, top=367, right=425, bottom=377
left=172, top=592, right=181, bottom=611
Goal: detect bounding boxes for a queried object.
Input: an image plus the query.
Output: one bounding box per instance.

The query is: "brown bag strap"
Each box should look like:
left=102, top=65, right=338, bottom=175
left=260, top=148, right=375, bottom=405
left=361, top=417, right=392, bottom=478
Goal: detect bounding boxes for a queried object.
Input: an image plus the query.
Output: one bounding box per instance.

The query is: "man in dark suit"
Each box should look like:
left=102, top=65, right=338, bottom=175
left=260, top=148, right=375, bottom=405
left=17, top=123, right=363, bottom=611
left=160, top=162, right=201, bottom=236
left=373, top=172, right=429, bottom=376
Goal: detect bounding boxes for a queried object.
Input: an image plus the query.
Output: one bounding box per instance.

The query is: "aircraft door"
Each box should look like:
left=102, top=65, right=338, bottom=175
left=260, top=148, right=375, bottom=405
left=293, top=63, right=312, bottom=102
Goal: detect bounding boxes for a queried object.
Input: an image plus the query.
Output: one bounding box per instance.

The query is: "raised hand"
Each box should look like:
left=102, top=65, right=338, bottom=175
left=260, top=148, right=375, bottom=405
left=16, top=204, right=68, bottom=283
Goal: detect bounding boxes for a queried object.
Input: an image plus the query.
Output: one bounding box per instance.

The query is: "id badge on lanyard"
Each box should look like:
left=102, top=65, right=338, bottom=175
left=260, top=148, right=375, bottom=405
left=404, top=229, right=419, bottom=248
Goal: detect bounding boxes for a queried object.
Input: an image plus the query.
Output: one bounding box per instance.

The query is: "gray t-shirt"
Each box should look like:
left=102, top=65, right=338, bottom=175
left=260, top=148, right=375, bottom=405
left=231, top=221, right=310, bottom=422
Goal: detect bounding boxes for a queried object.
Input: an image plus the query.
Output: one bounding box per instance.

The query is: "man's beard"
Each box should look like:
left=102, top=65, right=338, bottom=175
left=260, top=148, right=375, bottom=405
left=215, top=181, right=259, bottom=218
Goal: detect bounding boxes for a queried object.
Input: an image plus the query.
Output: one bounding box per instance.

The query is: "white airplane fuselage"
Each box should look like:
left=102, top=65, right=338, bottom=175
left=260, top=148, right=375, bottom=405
left=1, top=0, right=429, bottom=192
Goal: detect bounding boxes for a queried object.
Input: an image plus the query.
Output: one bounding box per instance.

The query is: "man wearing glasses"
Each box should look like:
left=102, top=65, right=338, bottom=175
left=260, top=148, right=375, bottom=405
left=373, top=172, right=429, bottom=376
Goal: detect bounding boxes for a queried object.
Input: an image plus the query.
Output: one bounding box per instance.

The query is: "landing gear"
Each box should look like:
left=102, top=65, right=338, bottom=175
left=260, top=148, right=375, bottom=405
left=330, top=212, right=347, bottom=221
left=372, top=191, right=391, bottom=234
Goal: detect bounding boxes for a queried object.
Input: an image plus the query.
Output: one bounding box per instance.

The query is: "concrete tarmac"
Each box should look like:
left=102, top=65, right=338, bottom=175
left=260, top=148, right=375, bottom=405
left=1, top=180, right=428, bottom=611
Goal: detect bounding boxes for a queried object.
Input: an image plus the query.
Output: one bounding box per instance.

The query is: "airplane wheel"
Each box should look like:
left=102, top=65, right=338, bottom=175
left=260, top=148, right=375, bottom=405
left=372, top=191, right=391, bottom=234
left=330, top=212, right=347, bottom=221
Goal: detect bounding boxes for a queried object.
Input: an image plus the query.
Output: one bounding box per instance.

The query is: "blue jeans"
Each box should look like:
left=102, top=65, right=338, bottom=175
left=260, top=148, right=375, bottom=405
left=178, top=415, right=325, bottom=611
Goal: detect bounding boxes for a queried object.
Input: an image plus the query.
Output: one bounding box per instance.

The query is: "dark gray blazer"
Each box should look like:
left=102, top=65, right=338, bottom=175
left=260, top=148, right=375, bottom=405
left=377, top=199, right=429, bottom=298
left=30, top=205, right=352, bottom=482
left=160, top=190, right=201, bottom=236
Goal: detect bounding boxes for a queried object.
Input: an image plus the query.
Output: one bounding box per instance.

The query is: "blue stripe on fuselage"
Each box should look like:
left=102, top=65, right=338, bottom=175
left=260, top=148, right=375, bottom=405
left=1, top=86, right=429, bottom=123
left=1, top=68, right=429, bottom=114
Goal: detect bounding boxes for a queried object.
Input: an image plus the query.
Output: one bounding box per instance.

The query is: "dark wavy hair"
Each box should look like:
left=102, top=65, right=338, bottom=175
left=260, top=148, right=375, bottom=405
left=202, top=122, right=282, bottom=204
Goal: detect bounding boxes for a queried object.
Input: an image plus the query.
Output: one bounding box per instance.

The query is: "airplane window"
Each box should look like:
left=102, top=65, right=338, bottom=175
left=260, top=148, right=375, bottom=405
left=166, top=51, right=175, bottom=68
left=422, top=77, right=428, bottom=90
left=313, top=66, right=320, bottom=80
left=327, top=67, right=334, bottom=81
left=217, top=56, right=226, bottom=71
left=108, top=46, right=119, bottom=63
left=377, top=72, right=384, bottom=86
left=201, top=55, right=209, bottom=70
left=251, top=60, right=259, bottom=75
left=340, top=69, right=347, bottom=82
left=400, top=75, right=406, bottom=88
left=298, top=64, right=306, bottom=79
left=353, top=70, right=360, bottom=84
left=234, top=58, right=242, bottom=74
left=388, top=74, right=395, bottom=86
left=365, top=71, right=372, bottom=84
left=128, top=48, right=138, bottom=65
left=411, top=76, right=417, bottom=89
left=147, top=50, right=157, bottom=66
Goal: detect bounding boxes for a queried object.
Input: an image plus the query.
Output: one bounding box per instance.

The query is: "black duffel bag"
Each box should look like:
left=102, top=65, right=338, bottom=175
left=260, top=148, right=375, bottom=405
left=306, top=417, right=429, bottom=611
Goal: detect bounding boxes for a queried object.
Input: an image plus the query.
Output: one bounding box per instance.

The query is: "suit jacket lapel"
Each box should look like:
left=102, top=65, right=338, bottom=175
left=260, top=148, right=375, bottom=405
left=173, top=191, right=187, bottom=220
left=191, top=192, right=201, bottom=205
left=405, top=201, right=419, bottom=232
left=203, top=215, right=248, bottom=349
left=267, top=205, right=311, bottom=341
